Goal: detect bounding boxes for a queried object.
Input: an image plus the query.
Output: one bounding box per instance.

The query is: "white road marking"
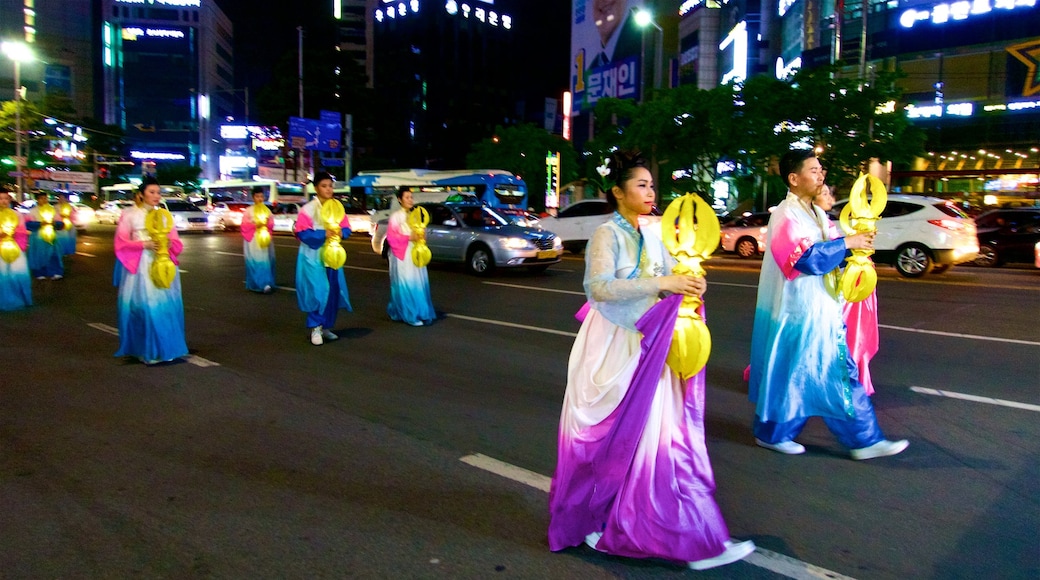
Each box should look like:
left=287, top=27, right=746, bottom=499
left=710, top=281, right=758, bottom=288
left=88, top=323, right=219, bottom=367
left=75, top=251, right=97, bottom=258
left=879, top=325, right=1040, bottom=346
left=214, top=251, right=242, bottom=257
left=910, top=387, right=1040, bottom=412
left=346, top=265, right=388, bottom=273
left=446, top=313, right=578, bottom=337
left=460, top=453, right=854, bottom=580
left=276, top=286, right=297, bottom=293
left=482, top=281, right=584, bottom=296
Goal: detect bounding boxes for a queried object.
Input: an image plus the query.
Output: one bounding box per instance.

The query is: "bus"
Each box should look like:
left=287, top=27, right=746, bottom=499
left=101, top=183, right=185, bottom=203
left=203, top=179, right=309, bottom=206
left=348, top=169, right=528, bottom=215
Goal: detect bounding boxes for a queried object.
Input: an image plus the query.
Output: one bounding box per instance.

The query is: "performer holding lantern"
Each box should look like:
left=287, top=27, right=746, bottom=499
left=25, top=191, right=65, bottom=280
left=748, top=149, right=907, bottom=460
left=55, top=193, right=78, bottom=257
left=113, top=177, right=188, bottom=365
left=0, top=187, right=32, bottom=311
left=385, top=190, right=435, bottom=327
left=294, top=172, right=352, bottom=346
left=240, top=186, right=276, bottom=293
left=548, top=151, right=754, bottom=570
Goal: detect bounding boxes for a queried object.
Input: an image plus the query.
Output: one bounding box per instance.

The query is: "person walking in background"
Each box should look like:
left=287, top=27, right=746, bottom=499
left=294, top=172, right=352, bottom=346
left=113, top=177, right=188, bottom=365
left=548, top=151, right=755, bottom=571
left=25, top=191, right=65, bottom=280
left=748, top=150, right=907, bottom=460
left=814, top=185, right=880, bottom=395
left=385, top=190, right=435, bottom=326
left=240, top=186, right=276, bottom=293
left=55, top=193, right=78, bottom=258
left=0, top=187, right=32, bottom=310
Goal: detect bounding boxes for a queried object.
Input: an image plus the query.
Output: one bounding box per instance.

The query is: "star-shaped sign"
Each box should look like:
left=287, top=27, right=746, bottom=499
left=1008, top=38, right=1040, bottom=97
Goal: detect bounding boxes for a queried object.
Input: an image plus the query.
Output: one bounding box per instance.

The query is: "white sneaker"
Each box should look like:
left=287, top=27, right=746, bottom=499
left=755, top=438, right=806, bottom=455
left=851, top=439, right=909, bottom=461
left=407, top=320, right=424, bottom=327
left=310, top=326, right=323, bottom=346
left=688, top=539, right=756, bottom=570
left=36, top=276, right=46, bottom=280
left=322, top=329, right=338, bottom=341
left=262, top=285, right=272, bottom=294
left=51, top=274, right=63, bottom=280
left=584, top=531, right=604, bottom=552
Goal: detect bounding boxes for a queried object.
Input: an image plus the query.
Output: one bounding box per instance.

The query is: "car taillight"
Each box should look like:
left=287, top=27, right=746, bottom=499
left=928, top=219, right=967, bottom=233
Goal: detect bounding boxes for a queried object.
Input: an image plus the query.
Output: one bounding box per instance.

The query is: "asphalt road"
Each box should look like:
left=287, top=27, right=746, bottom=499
left=1, top=227, right=1037, bottom=579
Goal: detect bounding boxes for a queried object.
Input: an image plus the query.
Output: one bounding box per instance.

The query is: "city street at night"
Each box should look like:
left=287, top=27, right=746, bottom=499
left=1, top=227, right=1036, bottom=579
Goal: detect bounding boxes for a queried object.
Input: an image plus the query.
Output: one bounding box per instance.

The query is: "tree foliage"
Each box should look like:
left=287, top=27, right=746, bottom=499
left=465, top=124, right=581, bottom=212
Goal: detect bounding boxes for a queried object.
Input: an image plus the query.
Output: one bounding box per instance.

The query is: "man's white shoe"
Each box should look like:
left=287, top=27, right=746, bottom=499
left=688, top=539, right=756, bottom=570
left=322, top=329, right=338, bottom=341
left=755, top=439, right=806, bottom=455
left=584, top=531, right=603, bottom=552
left=851, top=439, right=909, bottom=461
left=310, top=326, right=323, bottom=346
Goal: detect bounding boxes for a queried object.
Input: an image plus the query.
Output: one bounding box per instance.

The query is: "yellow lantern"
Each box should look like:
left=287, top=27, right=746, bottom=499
left=320, top=199, right=347, bottom=270
left=839, top=173, right=887, bottom=303
left=253, top=204, right=272, bottom=249
left=145, top=207, right=177, bottom=289
left=660, top=193, right=720, bottom=380
left=0, top=208, right=22, bottom=263
left=408, top=206, right=432, bottom=267
left=58, top=201, right=74, bottom=230
left=38, top=203, right=56, bottom=244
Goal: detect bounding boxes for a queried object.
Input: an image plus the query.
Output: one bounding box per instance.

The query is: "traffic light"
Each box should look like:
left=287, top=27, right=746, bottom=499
left=98, top=167, right=109, bottom=179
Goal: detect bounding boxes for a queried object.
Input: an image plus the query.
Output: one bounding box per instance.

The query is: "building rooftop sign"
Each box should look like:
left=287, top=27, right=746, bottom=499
left=116, top=0, right=201, bottom=6
left=376, top=0, right=512, bottom=29
left=899, top=0, right=1036, bottom=28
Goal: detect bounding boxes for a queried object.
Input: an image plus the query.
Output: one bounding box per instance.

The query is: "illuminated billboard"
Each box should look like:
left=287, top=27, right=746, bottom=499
left=571, top=0, right=647, bottom=113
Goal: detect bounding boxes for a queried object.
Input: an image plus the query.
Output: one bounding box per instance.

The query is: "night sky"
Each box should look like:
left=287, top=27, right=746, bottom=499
left=214, top=0, right=571, bottom=117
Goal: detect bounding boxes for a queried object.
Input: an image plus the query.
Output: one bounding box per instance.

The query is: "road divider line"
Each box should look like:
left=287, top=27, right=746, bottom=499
left=459, top=453, right=854, bottom=580
left=89, top=323, right=219, bottom=367
left=910, top=386, right=1040, bottom=412
left=879, top=325, right=1040, bottom=346
left=214, top=251, right=243, bottom=257
left=446, top=313, right=578, bottom=337
left=482, top=281, right=584, bottom=295
left=75, top=251, right=97, bottom=258
left=277, top=286, right=297, bottom=293
left=346, top=265, right=388, bottom=273
left=709, top=281, right=758, bottom=288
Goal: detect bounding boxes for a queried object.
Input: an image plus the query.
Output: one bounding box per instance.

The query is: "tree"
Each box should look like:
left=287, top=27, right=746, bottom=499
left=466, top=124, right=580, bottom=212
left=156, top=163, right=203, bottom=192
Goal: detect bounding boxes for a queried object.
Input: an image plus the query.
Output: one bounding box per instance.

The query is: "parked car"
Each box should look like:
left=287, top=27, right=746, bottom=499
left=830, top=194, right=978, bottom=277
left=271, top=203, right=301, bottom=233
left=345, top=206, right=373, bottom=236
left=970, top=208, right=1040, bottom=267
left=720, top=212, right=770, bottom=258
left=539, top=199, right=660, bottom=253
left=210, top=201, right=252, bottom=230
left=162, top=199, right=222, bottom=232
left=94, top=200, right=135, bottom=225
left=68, top=203, right=95, bottom=231
left=371, top=202, right=562, bottom=275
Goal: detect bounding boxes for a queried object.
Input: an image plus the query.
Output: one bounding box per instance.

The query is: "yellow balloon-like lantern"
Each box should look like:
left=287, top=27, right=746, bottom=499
left=38, top=203, right=57, bottom=244
left=253, top=204, right=272, bottom=249
left=58, top=201, right=74, bottom=231
left=320, top=199, right=347, bottom=270
left=145, top=206, right=177, bottom=289
left=408, top=206, right=432, bottom=267
left=660, top=193, right=720, bottom=381
left=0, top=208, right=22, bottom=263
left=839, top=173, right=887, bottom=303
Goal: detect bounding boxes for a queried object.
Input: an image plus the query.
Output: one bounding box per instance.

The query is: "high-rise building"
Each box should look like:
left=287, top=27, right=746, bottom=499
left=365, top=0, right=522, bottom=168
left=100, top=0, right=233, bottom=180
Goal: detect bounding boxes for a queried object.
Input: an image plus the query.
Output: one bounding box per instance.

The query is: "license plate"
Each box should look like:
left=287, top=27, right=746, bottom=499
left=537, top=249, right=557, bottom=259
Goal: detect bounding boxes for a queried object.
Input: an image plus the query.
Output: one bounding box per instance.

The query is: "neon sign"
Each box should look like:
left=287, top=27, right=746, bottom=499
left=720, top=21, right=748, bottom=85
left=899, top=0, right=1036, bottom=28
left=131, top=151, right=186, bottom=160
left=115, top=0, right=200, bottom=6
left=377, top=1, right=512, bottom=29
left=122, top=27, right=186, bottom=41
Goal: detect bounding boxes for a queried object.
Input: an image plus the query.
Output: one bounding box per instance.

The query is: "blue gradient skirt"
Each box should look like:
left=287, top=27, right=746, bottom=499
left=387, top=249, right=435, bottom=325
left=115, top=251, right=188, bottom=363
left=0, top=254, right=32, bottom=310
left=243, top=239, right=276, bottom=291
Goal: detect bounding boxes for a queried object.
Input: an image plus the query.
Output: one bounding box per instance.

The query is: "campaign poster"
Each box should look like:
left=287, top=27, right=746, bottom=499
left=571, top=0, right=646, bottom=113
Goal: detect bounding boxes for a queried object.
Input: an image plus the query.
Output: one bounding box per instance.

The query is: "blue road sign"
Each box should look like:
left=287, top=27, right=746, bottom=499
left=289, top=116, right=342, bottom=153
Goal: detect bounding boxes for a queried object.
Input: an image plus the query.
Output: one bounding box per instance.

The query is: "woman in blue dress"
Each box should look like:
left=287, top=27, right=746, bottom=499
left=240, top=187, right=276, bottom=293
left=113, top=177, right=188, bottom=364
left=0, top=188, right=32, bottom=311
left=385, top=190, right=436, bottom=326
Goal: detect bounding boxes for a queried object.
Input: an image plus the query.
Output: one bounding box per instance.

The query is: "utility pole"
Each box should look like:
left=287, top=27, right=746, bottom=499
left=296, top=26, right=304, bottom=183
left=858, top=0, right=868, bottom=80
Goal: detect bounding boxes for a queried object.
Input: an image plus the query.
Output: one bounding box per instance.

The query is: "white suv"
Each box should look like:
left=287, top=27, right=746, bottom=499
left=831, top=194, right=978, bottom=277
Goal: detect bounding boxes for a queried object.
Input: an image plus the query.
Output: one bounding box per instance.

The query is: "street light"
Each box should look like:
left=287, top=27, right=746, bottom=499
left=2, top=40, right=34, bottom=201
left=633, top=9, right=664, bottom=102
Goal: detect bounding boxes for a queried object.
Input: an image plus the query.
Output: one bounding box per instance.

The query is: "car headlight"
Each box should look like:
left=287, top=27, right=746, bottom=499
left=500, top=237, right=534, bottom=250
left=553, top=236, right=563, bottom=250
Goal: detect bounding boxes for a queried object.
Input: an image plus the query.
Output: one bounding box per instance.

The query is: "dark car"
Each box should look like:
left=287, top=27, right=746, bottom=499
left=972, top=208, right=1040, bottom=267
left=371, top=202, right=563, bottom=275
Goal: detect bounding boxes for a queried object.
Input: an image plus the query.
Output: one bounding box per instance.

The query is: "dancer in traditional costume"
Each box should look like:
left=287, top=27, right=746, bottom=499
left=548, top=151, right=755, bottom=571
left=748, top=150, right=906, bottom=460
left=385, top=190, right=435, bottom=326
left=240, top=187, right=276, bottom=293
left=55, top=193, right=78, bottom=257
left=0, top=188, right=32, bottom=310
left=294, top=172, right=352, bottom=346
left=25, top=192, right=65, bottom=280
left=113, top=177, right=188, bottom=365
